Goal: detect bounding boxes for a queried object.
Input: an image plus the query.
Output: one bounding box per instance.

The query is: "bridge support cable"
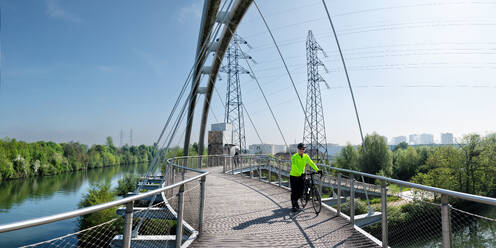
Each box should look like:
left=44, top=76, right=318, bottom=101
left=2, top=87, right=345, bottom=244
left=139, top=1, right=234, bottom=188
left=183, top=0, right=231, bottom=156
left=242, top=103, right=264, bottom=145
left=321, top=0, right=366, bottom=150
left=236, top=42, right=289, bottom=149
left=253, top=0, right=313, bottom=135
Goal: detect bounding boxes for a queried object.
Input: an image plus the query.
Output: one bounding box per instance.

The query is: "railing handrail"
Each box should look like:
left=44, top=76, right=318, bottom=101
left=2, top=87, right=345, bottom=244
left=314, top=163, right=496, bottom=206
left=0, top=159, right=209, bottom=233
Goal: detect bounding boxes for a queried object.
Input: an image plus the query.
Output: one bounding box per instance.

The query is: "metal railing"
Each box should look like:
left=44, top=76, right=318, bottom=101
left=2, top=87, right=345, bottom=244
left=2, top=154, right=495, bottom=247
left=0, top=157, right=210, bottom=248
left=220, top=154, right=496, bottom=248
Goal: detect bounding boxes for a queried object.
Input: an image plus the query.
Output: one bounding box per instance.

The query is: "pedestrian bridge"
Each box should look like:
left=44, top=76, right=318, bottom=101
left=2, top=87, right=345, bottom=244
left=1, top=154, right=495, bottom=248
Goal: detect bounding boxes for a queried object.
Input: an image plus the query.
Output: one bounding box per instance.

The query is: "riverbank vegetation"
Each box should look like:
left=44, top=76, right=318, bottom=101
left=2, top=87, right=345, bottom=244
left=333, top=133, right=496, bottom=197
left=0, top=137, right=155, bottom=181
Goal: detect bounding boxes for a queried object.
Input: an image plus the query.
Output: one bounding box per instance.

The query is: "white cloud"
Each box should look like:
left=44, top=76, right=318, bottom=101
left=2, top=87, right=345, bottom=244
left=45, top=0, right=82, bottom=23
left=177, top=1, right=203, bottom=23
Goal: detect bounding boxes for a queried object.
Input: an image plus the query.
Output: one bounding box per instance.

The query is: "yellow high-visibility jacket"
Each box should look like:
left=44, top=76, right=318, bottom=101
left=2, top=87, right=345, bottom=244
left=290, top=153, right=319, bottom=177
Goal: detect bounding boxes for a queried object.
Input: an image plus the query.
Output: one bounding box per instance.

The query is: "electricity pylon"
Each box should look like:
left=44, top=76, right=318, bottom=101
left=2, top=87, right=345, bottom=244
left=220, top=34, right=255, bottom=153
left=303, top=30, right=330, bottom=162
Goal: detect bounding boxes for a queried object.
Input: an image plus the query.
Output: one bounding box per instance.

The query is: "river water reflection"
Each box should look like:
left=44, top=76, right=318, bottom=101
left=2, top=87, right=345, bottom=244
left=0, top=163, right=148, bottom=247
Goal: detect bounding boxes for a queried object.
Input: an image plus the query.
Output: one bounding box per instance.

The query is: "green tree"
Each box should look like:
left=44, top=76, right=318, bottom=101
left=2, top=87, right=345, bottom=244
left=393, top=141, right=409, bottom=151
left=393, top=146, right=420, bottom=181
left=335, top=144, right=359, bottom=171
left=359, top=133, right=393, bottom=177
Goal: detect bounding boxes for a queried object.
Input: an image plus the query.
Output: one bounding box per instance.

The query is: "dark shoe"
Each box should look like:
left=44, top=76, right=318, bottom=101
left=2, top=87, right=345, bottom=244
left=292, top=207, right=297, bottom=212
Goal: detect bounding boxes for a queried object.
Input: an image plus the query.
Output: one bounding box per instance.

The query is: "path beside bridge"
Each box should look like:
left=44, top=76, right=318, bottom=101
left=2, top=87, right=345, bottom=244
left=191, top=167, right=380, bottom=247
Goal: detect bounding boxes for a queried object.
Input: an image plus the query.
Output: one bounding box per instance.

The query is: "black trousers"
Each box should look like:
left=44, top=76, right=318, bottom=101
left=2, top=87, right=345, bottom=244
left=290, top=175, right=305, bottom=208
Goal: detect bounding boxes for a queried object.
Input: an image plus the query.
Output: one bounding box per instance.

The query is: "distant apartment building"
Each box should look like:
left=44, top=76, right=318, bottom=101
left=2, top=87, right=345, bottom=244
left=249, top=144, right=286, bottom=154
left=409, top=134, right=418, bottom=145
left=418, top=133, right=434, bottom=144
left=391, top=136, right=407, bottom=145
left=441, top=133, right=454, bottom=144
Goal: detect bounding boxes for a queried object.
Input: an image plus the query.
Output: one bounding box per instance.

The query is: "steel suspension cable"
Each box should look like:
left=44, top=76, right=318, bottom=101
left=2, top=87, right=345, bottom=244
left=242, top=103, right=264, bottom=145
left=253, top=0, right=312, bottom=132
left=322, top=0, right=366, bottom=150
left=227, top=32, right=289, bottom=150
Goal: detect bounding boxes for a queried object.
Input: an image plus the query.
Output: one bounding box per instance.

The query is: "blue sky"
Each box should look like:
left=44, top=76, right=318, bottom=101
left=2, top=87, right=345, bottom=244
left=2, top=0, right=496, bottom=146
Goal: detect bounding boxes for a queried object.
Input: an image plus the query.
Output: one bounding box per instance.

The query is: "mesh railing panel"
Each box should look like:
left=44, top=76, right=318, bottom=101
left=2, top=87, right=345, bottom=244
left=16, top=159, right=206, bottom=248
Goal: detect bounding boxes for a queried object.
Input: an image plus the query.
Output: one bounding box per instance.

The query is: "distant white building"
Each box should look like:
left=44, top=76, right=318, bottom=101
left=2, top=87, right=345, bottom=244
left=441, top=133, right=454, bottom=144
left=418, top=133, right=434, bottom=144
left=409, top=134, right=418, bottom=145
left=391, top=136, right=407, bottom=145
left=249, top=144, right=286, bottom=154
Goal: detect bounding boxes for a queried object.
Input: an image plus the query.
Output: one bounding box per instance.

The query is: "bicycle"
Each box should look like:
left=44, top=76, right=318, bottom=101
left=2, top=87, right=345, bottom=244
left=299, top=171, right=322, bottom=214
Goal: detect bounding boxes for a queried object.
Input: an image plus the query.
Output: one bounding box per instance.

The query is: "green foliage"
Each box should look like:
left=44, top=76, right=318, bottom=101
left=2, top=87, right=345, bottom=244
left=393, top=141, right=409, bottom=151
left=77, top=183, right=120, bottom=247
left=359, top=133, right=393, bottom=177
left=78, top=183, right=117, bottom=229
left=0, top=138, right=154, bottom=181
left=341, top=199, right=368, bottom=215
left=335, top=144, right=359, bottom=171
left=392, top=146, right=420, bottom=180
left=115, top=174, right=140, bottom=196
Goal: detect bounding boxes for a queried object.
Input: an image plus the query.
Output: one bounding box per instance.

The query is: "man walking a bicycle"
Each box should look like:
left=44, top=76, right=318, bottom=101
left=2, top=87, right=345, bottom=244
left=290, top=143, right=321, bottom=212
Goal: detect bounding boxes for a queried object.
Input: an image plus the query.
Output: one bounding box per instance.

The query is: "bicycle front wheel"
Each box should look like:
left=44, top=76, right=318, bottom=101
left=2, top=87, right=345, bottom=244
left=311, top=186, right=321, bottom=214
left=299, top=191, right=308, bottom=208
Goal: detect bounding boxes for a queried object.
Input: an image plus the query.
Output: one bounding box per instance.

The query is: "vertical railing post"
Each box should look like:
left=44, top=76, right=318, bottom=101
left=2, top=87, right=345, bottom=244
left=250, top=156, right=254, bottom=179
left=319, top=169, right=323, bottom=195
left=381, top=180, right=388, bottom=248
left=123, top=201, right=134, bottom=248
left=441, top=194, right=452, bottom=248
left=350, top=177, right=355, bottom=225
left=268, top=158, right=272, bottom=184
left=278, top=159, right=282, bottom=187
left=198, top=176, right=206, bottom=235
left=337, top=173, right=342, bottom=216
left=182, top=167, right=185, bottom=181
left=176, top=184, right=185, bottom=248
left=258, top=165, right=262, bottom=181
left=222, top=156, right=225, bottom=173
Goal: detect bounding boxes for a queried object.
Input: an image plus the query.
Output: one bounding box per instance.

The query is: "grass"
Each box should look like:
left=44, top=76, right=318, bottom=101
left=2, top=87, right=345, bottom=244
left=388, top=184, right=411, bottom=193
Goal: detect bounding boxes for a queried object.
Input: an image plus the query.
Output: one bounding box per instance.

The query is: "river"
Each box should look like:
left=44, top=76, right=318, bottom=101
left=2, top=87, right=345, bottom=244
left=0, top=163, right=148, bottom=247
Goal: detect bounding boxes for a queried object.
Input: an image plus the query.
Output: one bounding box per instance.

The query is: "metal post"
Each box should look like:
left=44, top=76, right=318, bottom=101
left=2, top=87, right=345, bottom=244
left=198, top=176, right=206, bottom=234
left=350, top=178, right=355, bottom=225
left=278, top=160, right=282, bottom=187
left=337, top=173, right=342, bottom=216
left=176, top=185, right=185, bottom=248
left=258, top=166, right=261, bottom=181
left=222, top=156, right=225, bottom=173
left=172, top=167, right=175, bottom=185
left=319, top=170, right=323, bottom=195
left=441, top=194, right=452, bottom=248
left=182, top=167, right=185, bottom=181
left=268, top=159, right=272, bottom=184
left=381, top=180, right=388, bottom=248
left=250, top=156, right=254, bottom=179
left=123, top=201, right=134, bottom=248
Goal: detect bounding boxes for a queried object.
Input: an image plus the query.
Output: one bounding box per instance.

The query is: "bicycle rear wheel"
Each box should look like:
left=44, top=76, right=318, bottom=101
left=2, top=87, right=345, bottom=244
left=311, top=186, right=321, bottom=214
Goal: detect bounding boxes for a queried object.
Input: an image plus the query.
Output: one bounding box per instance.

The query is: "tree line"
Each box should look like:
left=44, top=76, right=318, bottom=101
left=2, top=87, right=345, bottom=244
left=333, top=133, right=496, bottom=197
left=0, top=137, right=156, bottom=181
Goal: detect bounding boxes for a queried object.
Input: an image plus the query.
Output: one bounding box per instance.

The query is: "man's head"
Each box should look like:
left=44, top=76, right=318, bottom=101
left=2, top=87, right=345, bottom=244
left=297, top=143, right=306, bottom=155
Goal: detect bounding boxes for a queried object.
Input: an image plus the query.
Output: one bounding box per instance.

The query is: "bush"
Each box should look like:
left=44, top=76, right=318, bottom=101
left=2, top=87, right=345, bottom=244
left=115, top=174, right=140, bottom=196
left=77, top=183, right=120, bottom=247
left=341, top=198, right=368, bottom=216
